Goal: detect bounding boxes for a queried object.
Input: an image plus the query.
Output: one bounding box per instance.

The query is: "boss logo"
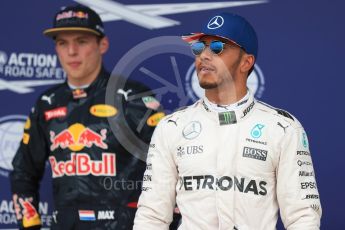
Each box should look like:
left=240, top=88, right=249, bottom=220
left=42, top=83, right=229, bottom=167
left=243, top=147, right=267, bottom=161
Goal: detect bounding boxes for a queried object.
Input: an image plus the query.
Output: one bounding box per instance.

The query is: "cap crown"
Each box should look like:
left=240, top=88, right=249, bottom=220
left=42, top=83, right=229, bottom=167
left=201, top=13, right=258, bottom=58
left=44, top=5, right=105, bottom=37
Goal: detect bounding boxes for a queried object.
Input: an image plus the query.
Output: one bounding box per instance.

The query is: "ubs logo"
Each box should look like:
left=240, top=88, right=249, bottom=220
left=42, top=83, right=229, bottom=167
left=177, top=145, right=203, bottom=157
left=182, top=121, right=202, bottom=140
left=207, top=16, right=224, bottom=29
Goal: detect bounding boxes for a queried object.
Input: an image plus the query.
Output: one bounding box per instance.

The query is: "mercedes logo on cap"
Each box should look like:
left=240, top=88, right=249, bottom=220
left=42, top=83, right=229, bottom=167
left=207, top=16, right=224, bottom=29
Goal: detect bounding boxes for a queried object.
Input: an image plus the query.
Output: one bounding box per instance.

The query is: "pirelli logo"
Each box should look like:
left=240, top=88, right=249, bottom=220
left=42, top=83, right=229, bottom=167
left=243, top=147, right=267, bottom=161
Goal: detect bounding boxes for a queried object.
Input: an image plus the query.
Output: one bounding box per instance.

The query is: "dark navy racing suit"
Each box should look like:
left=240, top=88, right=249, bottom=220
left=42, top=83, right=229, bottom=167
left=10, top=68, right=164, bottom=230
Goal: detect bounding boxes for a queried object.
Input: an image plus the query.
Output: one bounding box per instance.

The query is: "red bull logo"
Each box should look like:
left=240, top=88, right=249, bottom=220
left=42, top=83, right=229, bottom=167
left=50, top=123, right=108, bottom=151
left=74, top=11, right=88, bottom=19
left=56, top=10, right=88, bottom=21
left=49, top=153, right=116, bottom=178
left=78, top=128, right=107, bottom=149
left=18, top=198, right=41, bottom=227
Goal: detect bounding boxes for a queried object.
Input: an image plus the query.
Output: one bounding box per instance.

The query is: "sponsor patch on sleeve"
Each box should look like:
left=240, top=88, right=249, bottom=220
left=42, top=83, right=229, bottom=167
left=24, top=118, right=31, bottom=130
left=142, top=96, right=160, bottom=110
left=78, top=210, right=96, bottom=221
left=18, top=198, right=41, bottom=228
left=147, top=112, right=165, bottom=126
left=90, top=105, right=117, bottom=117
left=44, top=107, right=67, bottom=121
left=23, top=133, right=30, bottom=144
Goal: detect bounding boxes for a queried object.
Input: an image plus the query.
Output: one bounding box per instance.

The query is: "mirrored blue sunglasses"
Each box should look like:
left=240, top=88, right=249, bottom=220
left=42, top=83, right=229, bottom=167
left=190, top=40, right=241, bottom=56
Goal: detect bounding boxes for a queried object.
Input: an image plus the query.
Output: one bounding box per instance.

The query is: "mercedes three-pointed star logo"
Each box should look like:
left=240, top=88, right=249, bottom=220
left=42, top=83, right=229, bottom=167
left=182, top=121, right=202, bottom=139
left=207, top=15, right=224, bottom=29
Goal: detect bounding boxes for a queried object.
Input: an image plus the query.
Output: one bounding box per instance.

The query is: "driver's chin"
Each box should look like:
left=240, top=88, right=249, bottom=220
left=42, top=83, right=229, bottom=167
left=67, top=70, right=83, bottom=81
left=199, top=79, right=218, bottom=89
left=198, top=73, right=219, bottom=89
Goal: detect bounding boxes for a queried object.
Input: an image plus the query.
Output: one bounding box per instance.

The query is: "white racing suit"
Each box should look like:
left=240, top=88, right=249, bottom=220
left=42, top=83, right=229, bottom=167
left=134, top=91, right=322, bottom=230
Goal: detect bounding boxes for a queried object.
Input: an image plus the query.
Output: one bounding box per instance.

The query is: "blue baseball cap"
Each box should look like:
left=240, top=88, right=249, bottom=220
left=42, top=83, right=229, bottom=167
left=182, top=12, right=258, bottom=59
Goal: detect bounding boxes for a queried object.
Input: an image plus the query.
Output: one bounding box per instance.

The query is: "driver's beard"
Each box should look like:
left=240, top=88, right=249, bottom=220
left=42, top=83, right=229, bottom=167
left=198, top=71, right=234, bottom=90
left=199, top=80, right=218, bottom=89
left=198, top=50, right=242, bottom=90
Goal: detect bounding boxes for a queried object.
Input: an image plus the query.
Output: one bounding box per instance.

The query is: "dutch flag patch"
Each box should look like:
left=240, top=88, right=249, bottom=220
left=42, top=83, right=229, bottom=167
left=78, top=210, right=96, bottom=221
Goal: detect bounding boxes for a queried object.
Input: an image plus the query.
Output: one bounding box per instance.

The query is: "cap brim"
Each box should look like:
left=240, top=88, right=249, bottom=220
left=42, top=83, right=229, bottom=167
left=181, top=33, right=205, bottom=44
left=43, top=27, right=101, bottom=38
left=181, top=32, right=242, bottom=48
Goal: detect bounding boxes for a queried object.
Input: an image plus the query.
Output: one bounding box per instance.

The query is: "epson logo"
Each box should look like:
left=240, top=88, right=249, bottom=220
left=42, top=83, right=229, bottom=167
left=179, top=175, right=267, bottom=196
left=243, top=147, right=267, bottom=161
left=301, top=182, right=317, bottom=190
